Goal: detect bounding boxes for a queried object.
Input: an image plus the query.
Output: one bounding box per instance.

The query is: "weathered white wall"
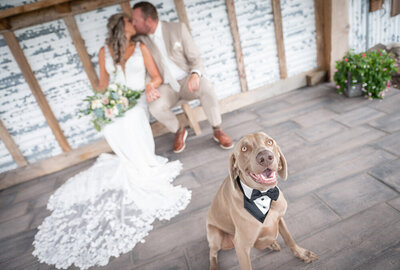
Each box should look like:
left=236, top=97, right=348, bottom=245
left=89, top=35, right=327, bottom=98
left=281, top=0, right=317, bottom=77
left=349, top=0, right=400, bottom=53
left=0, top=0, right=319, bottom=174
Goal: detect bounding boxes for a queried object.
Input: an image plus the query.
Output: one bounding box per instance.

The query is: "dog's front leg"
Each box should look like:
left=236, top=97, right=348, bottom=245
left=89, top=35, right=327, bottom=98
left=233, top=239, right=252, bottom=270
left=278, top=218, right=318, bottom=263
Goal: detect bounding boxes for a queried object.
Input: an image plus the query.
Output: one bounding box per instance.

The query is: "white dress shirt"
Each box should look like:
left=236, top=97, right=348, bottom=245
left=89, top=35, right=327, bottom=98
left=240, top=180, right=272, bottom=215
left=150, top=22, right=188, bottom=83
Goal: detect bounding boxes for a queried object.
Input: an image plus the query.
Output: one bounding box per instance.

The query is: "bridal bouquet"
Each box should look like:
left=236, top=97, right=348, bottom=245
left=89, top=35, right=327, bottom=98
left=80, top=84, right=143, bottom=131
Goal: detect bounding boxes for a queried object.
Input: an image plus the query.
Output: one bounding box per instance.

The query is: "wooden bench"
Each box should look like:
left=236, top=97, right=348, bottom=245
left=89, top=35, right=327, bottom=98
left=178, top=100, right=202, bottom=136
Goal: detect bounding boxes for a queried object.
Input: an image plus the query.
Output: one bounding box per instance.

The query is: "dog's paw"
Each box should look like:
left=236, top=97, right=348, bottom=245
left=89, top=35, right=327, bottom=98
left=268, top=241, right=281, bottom=251
left=294, top=247, right=318, bottom=263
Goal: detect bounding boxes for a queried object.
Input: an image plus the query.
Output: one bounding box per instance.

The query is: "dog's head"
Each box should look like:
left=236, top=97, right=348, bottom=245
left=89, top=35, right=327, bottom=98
left=229, top=132, right=287, bottom=190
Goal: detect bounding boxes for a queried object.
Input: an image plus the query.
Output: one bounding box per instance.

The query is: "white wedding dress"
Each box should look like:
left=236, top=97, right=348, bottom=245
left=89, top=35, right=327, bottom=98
left=33, top=43, right=191, bottom=269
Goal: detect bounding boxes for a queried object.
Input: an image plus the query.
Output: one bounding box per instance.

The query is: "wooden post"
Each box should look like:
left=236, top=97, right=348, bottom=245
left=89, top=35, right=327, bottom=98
left=0, top=119, right=28, bottom=167
left=314, top=0, right=326, bottom=70
left=271, top=0, right=288, bottom=79
left=2, top=31, right=71, bottom=152
left=181, top=103, right=202, bottom=135
left=225, top=0, right=248, bottom=92
left=174, top=0, right=191, bottom=32
left=120, top=1, right=132, bottom=17
left=323, top=0, right=349, bottom=81
left=62, top=13, right=99, bottom=91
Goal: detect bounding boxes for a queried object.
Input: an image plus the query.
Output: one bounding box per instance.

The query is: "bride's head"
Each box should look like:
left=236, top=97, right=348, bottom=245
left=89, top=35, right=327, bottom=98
left=106, top=13, right=136, bottom=65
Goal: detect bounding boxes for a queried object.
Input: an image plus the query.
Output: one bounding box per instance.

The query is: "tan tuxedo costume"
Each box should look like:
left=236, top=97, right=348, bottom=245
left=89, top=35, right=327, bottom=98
left=134, top=21, right=221, bottom=133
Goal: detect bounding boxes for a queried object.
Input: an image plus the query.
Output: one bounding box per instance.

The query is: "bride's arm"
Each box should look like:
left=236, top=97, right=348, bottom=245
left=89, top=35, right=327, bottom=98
left=97, top=46, right=109, bottom=92
left=140, top=43, right=162, bottom=102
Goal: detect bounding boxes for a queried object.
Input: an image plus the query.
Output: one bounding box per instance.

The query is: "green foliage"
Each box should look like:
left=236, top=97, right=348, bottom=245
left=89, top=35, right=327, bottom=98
left=334, top=49, right=399, bottom=99
left=80, top=83, right=144, bottom=131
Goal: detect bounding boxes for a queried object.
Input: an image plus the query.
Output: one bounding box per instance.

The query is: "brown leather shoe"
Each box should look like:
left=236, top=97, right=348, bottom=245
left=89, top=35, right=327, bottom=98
left=173, top=128, right=188, bottom=153
left=213, top=129, right=233, bottom=149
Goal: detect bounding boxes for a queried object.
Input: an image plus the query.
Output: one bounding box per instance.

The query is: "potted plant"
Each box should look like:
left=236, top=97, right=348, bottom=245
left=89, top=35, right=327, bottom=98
left=334, top=49, right=399, bottom=99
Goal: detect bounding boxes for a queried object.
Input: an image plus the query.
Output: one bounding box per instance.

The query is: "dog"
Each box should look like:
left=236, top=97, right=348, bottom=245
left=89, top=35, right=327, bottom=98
left=206, top=132, right=318, bottom=269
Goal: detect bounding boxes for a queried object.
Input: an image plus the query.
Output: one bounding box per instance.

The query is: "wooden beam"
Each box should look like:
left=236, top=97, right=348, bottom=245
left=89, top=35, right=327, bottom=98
left=120, top=1, right=132, bottom=17
left=392, top=0, right=400, bottom=17
left=327, top=0, right=349, bottom=81
left=370, top=0, right=384, bottom=12
left=63, top=15, right=99, bottom=90
left=0, top=19, right=10, bottom=30
left=323, top=0, right=332, bottom=80
left=314, top=0, right=326, bottom=70
left=0, top=0, right=72, bottom=20
left=174, top=0, right=191, bottom=32
left=225, top=0, right=248, bottom=92
left=0, top=119, right=27, bottom=167
left=0, top=139, right=111, bottom=190
left=271, top=0, right=288, bottom=79
left=0, top=68, right=317, bottom=190
left=2, top=31, right=71, bottom=152
left=0, top=0, right=129, bottom=33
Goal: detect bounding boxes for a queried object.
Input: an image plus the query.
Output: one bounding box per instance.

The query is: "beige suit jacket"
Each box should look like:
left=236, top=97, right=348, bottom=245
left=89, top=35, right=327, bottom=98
left=134, top=21, right=204, bottom=80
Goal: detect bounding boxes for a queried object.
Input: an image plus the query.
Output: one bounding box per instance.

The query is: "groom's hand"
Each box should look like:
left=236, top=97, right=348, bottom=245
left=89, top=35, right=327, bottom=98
left=187, top=73, right=200, bottom=92
left=145, top=83, right=161, bottom=103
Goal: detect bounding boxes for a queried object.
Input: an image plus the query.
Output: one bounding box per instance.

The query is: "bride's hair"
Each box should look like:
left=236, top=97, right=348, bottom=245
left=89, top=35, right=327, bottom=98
left=106, top=13, right=130, bottom=65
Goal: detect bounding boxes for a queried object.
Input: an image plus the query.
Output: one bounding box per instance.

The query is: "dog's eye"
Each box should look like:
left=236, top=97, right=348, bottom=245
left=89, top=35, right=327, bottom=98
left=241, top=146, right=247, bottom=152
left=266, top=139, right=273, bottom=146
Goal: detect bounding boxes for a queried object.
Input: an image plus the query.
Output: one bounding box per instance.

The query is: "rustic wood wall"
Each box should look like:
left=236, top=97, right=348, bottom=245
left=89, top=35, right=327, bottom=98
left=0, top=0, right=328, bottom=189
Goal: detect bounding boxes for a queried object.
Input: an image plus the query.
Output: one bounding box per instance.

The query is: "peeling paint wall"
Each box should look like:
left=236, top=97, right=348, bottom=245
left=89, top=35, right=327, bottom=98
left=349, top=0, right=400, bottom=53
left=0, top=0, right=319, bottom=174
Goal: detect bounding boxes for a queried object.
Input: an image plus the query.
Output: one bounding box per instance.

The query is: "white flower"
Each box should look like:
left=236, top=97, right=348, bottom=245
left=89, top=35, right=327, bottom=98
left=117, top=90, right=123, bottom=95
left=101, top=97, right=109, bottom=105
left=110, top=100, right=115, bottom=105
left=112, top=106, right=119, bottom=116
left=91, top=99, right=102, bottom=109
left=120, top=96, right=129, bottom=107
left=108, top=84, right=118, bottom=91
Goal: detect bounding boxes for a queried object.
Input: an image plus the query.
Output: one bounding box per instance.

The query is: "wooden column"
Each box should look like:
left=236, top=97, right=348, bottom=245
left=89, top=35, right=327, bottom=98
left=120, top=1, right=132, bottom=17
left=271, top=0, right=287, bottom=79
left=314, top=0, right=326, bottom=70
left=2, top=31, right=71, bottom=152
left=174, top=0, right=191, bottom=32
left=323, top=0, right=349, bottom=81
left=62, top=6, right=99, bottom=91
left=0, top=119, right=27, bottom=167
left=225, top=0, right=248, bottom=92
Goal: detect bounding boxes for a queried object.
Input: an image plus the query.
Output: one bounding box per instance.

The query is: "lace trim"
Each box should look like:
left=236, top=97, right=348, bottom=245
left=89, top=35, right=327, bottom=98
left=32, top=156, right=191, bottom=269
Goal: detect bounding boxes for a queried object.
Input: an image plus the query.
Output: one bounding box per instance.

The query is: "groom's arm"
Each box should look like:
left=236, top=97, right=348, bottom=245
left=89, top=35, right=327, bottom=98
left=180, top=23, right=204, bottom=76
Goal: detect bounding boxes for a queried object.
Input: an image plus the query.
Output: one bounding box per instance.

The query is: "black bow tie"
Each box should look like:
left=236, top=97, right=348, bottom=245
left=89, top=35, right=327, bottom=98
left=250, top=187, right=279, bottom=201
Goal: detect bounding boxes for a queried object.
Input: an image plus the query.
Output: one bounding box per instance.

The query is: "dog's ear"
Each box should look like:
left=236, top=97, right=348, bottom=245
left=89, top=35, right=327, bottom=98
left=229, top=152, right=238, bottom=180
left=277, top=146, right=287, bottom=180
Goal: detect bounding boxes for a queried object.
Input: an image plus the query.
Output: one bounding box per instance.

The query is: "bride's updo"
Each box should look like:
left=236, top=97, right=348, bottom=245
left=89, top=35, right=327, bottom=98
left=106, top=13, right=130, bottom=65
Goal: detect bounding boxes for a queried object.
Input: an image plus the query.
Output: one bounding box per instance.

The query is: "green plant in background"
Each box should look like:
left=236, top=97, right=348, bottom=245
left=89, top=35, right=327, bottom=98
left=334, top=49, right=399, bottom=99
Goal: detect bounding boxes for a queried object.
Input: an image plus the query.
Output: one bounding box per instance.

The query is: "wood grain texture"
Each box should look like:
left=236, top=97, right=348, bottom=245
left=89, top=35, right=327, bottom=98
left=2, top=31, right=71, bottom=152
left=225, top=0, right=248, bottom=92
left=174, top=0, right=191, bottom=32
left=119, top=1, right=132, bottom=17
left=0, top=119, right=27, bottom=167
left=314, top=0, right=326, bottom=70
left=0, top=0, right=72, bottom=20
left=63, top=15, right=99, bottom=90
left=271, top=0, right=287, bottom=79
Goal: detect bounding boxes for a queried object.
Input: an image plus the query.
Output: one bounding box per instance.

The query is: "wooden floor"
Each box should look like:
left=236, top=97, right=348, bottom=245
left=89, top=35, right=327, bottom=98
left=1, top=83, right=400, bottom=270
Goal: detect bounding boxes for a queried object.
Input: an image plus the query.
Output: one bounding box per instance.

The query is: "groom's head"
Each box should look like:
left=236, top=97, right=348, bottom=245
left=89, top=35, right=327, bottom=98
left=132, top=2, right=158, bottom=35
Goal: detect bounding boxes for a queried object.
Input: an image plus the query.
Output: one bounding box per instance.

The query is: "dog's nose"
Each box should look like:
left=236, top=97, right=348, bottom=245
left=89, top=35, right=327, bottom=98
left=256, top=150, right=274, bottom=166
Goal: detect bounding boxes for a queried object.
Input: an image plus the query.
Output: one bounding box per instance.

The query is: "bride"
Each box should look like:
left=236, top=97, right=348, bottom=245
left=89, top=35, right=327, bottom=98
left=33, top=13, right=191, bottom=269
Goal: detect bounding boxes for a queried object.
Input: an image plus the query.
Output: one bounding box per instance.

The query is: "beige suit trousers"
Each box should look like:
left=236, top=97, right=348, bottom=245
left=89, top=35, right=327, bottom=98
left=149, top=75, right=221, bottom=133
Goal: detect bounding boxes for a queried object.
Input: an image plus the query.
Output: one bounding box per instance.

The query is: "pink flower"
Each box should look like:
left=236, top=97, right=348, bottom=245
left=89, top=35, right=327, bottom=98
left=336, top=85, right=340, bottom=89
left=101, top=97, right=109, bottom=105
left=362, top=53, right=366, bottom=58
left=105, top=108, right=115, bottom=119
left=387, top=81, right=390, bottom=87
left=377, top=49, right=380, bottom=52
left=344, top=58, right=348, bottom=62
left=354, top=65, right=357, bottom=68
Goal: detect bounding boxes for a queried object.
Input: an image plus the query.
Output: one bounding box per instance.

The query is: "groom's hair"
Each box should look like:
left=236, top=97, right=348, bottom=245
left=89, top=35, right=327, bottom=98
left=132, top=2, right=158, bottom=21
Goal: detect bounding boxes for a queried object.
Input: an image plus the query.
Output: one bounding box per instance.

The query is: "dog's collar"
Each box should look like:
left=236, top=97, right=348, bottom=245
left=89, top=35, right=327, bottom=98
left=236, top=176, right=279, bottom=223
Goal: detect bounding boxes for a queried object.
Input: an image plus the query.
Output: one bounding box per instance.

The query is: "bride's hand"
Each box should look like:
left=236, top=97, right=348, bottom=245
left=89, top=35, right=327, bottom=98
left=145, top=83, right=161, bottom=102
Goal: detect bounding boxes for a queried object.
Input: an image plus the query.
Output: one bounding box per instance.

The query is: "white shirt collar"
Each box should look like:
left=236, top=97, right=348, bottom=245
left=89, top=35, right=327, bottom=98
left=152, top=21, right=162, bottom=39
left=239, top=180, right=268, bottom=200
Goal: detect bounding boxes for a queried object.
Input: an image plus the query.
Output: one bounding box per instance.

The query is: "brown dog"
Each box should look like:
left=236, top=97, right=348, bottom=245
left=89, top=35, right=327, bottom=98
left=206, top=132, right=317, bottom=269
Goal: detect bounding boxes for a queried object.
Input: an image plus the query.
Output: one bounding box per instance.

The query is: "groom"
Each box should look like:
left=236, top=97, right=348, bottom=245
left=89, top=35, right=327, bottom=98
left=131, top=1, right=233, bottom=153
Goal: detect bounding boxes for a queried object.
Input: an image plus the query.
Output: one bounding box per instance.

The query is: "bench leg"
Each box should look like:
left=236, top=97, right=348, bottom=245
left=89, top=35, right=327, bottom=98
left=181, top=103, right=202, bottom=136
